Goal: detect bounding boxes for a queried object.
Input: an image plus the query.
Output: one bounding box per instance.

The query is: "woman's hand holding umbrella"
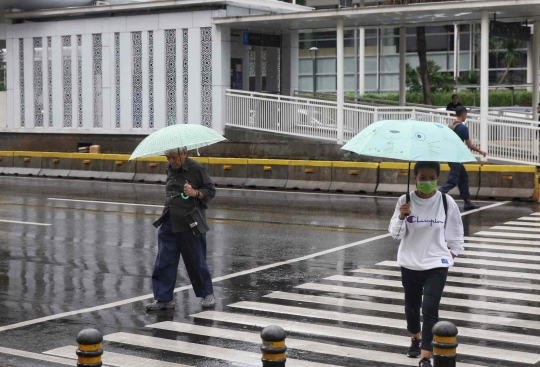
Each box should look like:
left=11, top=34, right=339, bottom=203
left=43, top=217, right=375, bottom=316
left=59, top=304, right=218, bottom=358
left=399, top=203, right=411, bottom=220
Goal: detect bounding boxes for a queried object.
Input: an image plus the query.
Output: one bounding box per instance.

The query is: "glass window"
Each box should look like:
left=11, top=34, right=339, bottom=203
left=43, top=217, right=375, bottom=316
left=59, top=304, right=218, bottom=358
left=365, top=74, right=377, bottom=91
left=298, top=76, right=313, bottom=91
left=380, top=74, right=399, bottom=91
left=380, top=55, right=399, bottom=72
left=317, top=58, right=336, bottom=73
left=299, top=59, right=313, bottom=75
left=344, top=57, right=356, bottom=74
left=426, top=35, right=449, bottom=52
left=365, top=56, right=377, bottom=73
left=317, top=75, right=337, bottom=91
left=344, top=74, right=356, bottom=92
left=381, top=37, right=398, bottom=55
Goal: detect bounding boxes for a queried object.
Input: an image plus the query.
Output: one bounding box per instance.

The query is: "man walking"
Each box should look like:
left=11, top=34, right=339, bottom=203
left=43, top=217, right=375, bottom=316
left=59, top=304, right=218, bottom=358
left=439, top=106, right=486, bottom=210
left=146, top=147, right=216, bottom=310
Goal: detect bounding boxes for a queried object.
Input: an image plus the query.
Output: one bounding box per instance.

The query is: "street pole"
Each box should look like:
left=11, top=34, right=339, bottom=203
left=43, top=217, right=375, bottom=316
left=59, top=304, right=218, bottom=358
left=480, top=10, right=489, bottom=154
left=337, top=18, right=345, bottom=144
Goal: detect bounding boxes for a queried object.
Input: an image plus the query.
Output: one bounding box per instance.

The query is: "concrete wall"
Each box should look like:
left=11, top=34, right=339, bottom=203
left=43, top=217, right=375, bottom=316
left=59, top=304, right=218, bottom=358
left=0, top=91, right=5, bottom=128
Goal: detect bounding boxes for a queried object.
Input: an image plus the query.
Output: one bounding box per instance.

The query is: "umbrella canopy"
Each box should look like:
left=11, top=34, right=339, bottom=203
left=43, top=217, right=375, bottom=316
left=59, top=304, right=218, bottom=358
left=129, top=124, right=226, bottom=160
left=341, top=120, right=477, bottom=163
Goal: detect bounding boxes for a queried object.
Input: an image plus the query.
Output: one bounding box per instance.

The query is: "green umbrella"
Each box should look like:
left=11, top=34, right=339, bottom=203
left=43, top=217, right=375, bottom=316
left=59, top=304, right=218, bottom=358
left=129, top=124, right=226, bottom=160
left=341, top=119, right=477, bottom=194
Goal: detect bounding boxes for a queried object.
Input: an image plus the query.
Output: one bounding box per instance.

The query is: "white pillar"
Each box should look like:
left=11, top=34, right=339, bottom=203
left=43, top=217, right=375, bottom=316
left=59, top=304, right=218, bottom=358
left=533, top=22, right=540, bottom=123
left=480, top=10, right=489, bottom=153
left=359, top=27, right=365, bottom=95
left=337, top=18, right=344, bottom=144
left=454, top=24, right=460, bottom=82
left=399, top=27, right=406, bottom=106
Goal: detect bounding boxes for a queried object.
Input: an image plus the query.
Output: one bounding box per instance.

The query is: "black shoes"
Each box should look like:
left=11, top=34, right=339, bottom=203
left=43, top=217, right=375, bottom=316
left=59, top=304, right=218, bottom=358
left=419, top=358, right=433, bottom=367
left=464, top=200, right=480, bottom=210
left=407, top=338, right=422, bottom=358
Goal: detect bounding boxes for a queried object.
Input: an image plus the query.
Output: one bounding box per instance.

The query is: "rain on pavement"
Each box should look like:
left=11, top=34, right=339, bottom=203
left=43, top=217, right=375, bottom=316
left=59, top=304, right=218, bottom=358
left=0, top=175, right=539, bottom=367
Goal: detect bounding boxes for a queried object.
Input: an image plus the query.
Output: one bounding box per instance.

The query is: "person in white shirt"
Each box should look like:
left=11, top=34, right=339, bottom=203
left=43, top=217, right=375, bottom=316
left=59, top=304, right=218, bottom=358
left=389, top=161, right=464, bottom=367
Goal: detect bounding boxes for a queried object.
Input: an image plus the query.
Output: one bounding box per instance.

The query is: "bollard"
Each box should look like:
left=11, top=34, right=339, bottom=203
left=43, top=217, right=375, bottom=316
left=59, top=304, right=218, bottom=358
left=432, top=321, right=458, bottom=367
left=261, top=325, right=287, bottom=367
left=76, top=328, right=103, bottom=367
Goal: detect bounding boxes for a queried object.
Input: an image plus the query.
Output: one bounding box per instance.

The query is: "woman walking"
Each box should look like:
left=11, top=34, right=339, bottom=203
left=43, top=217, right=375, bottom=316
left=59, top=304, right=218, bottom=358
left=389, top=161, right=464, bottom=367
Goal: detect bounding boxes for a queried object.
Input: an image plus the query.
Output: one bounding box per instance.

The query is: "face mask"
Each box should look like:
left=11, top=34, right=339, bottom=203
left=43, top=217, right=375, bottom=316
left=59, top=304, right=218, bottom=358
left=416, top=180, right=438, bottom=194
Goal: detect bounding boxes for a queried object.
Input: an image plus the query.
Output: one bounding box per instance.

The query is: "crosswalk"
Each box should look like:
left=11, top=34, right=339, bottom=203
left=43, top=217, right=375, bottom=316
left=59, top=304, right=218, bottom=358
left=42, top=209, right=540, bottom=366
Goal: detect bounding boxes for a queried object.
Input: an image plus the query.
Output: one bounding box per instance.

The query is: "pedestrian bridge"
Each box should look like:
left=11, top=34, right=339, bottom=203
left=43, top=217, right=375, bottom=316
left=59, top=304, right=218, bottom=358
left=226, top=90, right=540, bottom=166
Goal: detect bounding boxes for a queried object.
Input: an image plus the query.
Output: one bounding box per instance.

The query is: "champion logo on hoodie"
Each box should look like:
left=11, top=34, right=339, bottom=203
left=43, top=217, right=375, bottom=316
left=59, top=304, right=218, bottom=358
left=406, top=216, right=444, bottom=226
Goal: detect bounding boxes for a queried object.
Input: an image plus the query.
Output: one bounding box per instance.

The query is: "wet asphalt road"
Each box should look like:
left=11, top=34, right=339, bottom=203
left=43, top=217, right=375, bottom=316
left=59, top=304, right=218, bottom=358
left=0, top=176, right=538, bottom=367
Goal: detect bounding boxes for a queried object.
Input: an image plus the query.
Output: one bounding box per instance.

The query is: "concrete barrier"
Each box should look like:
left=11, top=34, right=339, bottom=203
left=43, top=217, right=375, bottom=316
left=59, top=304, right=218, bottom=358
left=376, top=162, right=415, bottom=195
left=39, top=152, right=72, bottom=177
left=208, top=158, right=248, bottom=187
left=439, top=164, right=480, bottom=199
left=192, top=157, right=209, bottom=170
left=246, top=159, right=289, bottom=188
left=12, top=151, right=42, bottom=176
left=330, top=162, right=379, bottom=193
left=478, top=165, right=537, bottom=200
left=134, top=156, right=168, bottom=183
left=101, top=154, right=136, bottom=181
left=286, top=160, right=332, bottom=191
left=0, top=151, right=14, bottom=175
left=68, top=153, right=105, bottom=179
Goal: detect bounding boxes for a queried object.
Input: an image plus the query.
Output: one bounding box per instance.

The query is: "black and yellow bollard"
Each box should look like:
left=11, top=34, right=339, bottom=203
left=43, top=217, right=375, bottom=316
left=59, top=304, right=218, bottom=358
left=432, top=321, right=458, bottom=367
left=76, top=328, right=103, bottom=367
left=261, top=325, right=287, bottom=367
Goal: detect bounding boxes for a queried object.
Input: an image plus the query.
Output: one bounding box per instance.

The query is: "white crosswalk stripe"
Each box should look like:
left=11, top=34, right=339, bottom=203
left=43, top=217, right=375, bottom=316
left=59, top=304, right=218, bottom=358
left=492, top=225, right=540, bottom=233
left=192, top=311, right=539, bottom=364
left=264, top=291, right=540, bottom=331
left=350, top=267, right=540, bottom=291
left=464, top=236, right=540, bottom=245
left=475, top=231, right=540, bottom=239
left=529, top=213, right=540, bottom=216
left=326, top=275, right=540, bottom=302
left=40, top=213, right=540, bottom=367
left=296, top=282, right=540, bottom=315
left=464, top=243, right=540, bottom=254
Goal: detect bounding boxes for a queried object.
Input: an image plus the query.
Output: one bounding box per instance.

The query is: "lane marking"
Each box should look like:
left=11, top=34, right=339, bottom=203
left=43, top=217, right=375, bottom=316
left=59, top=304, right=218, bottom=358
left=327, top=275, right=540, bottom=303
left=47, top=198, right=163, bottom=208
left=229, top=301, right=540, bottom=355
left=192, top=311, right=534, bottom=364
left=491, top=225, right=540, bottom=233
left=264, top=291, right=540, bottom=331
left=0, top=196, right=507, bottom=334
left=378, top=260, right=540, bottom=281
left=0, top=346, right=79, bottom=366
left=475, top=231, right=540, bottom=239
left=0, top=219, right=51, bottom=226
left=464, top=250, right=540, bottom=262
left=296, top=282, right=540, bottom=316
left=464, top=243, right=540, bottom=253
left=102, top=332, right=338, bottom=367
left=147, top=321, right=485, bottom=367
left=351, top=267, right=540, bottom=291
left=45, top=346, right=189, bottom=367
left=464, top=236, right=540, bottom=246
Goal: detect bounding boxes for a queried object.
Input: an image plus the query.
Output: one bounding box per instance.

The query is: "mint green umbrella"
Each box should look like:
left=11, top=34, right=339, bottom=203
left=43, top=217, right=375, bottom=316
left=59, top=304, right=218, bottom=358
left=129, top=124, right=226, bottom=160
left=341, top=120, right=476, bottom=163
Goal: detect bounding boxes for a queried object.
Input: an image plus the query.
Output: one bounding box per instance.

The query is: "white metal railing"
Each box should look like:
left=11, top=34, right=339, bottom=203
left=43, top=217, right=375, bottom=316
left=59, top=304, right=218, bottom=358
left=226, top=89, right=540, bottom=165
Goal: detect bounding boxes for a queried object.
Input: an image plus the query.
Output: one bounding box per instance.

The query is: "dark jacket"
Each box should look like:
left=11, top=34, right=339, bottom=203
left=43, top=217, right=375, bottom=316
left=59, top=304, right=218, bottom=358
left=154, top=157, right=216, bottom=233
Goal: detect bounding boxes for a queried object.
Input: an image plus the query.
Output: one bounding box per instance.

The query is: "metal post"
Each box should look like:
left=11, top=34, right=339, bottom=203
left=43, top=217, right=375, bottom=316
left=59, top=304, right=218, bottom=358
left=454, top=23, right=460, bottom=83
left=261, top=325, right=287, bottom=366
left=359, top=27, right=366, bottom=96
left=480, top=10, right=489, bottom=153
left=354, top=27, right=358, bottom=101
left=76, top=329, right=103, bottom=367
left=337, top=18, right=345, bottom=144
left=312, top=57, right=317, bottom=94
left=432, top=321, right=458, bottom=367
left=399, top=27, right=407, bottom=106
left=533, top=22, right=540, bottom=123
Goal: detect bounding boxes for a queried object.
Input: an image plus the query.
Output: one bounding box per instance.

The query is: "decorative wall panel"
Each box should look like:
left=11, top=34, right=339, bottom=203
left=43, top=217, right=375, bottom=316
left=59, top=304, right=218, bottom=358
left=182, top=29, right=188, bottom=124
left=62, top=35, right=72, bottom=128
left=165, top=29, right=176, bottom=126
left=115, top=32, right=120, bottom=128
left=93, top=34, right=103, bottom=128
left=132, top=32, right=142, bottom=128
left=47, top=37, right=53, bottom=127
left=19, top=38, right=25, bottom=127
left=261, top=48, right=267, bottom=93
left=200, top=27, right=212, bottom=127
left=148, top=31, right=154, bottom=129
left=33, top=37, right=44, bottom=127
left=77, top=35, right=82, bottom=127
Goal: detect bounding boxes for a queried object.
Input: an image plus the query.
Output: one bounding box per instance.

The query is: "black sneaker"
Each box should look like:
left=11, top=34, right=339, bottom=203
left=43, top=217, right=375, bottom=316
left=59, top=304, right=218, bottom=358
left=407, top=338, right=421, bottom=358
left=464, top=200, right=480, bottom=210
left=419, top=357, right=432, bottom=367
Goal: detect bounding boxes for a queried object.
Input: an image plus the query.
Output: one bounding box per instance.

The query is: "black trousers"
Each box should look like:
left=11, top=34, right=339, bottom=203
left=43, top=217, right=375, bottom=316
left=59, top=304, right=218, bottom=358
left=401, top=266, right=448, bottom=352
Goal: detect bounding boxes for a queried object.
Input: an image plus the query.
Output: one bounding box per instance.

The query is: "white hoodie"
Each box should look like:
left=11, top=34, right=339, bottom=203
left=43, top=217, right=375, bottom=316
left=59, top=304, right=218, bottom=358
left=388, top=191, right=464, bottom=271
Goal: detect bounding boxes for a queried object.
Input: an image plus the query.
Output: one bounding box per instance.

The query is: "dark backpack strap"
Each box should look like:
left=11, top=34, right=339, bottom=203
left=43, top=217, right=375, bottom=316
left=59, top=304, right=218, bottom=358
left=441, top=193, right=448, bottom=227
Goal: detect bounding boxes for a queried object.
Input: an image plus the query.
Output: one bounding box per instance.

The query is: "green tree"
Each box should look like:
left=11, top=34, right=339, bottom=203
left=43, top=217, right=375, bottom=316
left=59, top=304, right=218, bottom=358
left=406, top=61, right=454, bottom=94
left=497, top=39, right=522, bottom=84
